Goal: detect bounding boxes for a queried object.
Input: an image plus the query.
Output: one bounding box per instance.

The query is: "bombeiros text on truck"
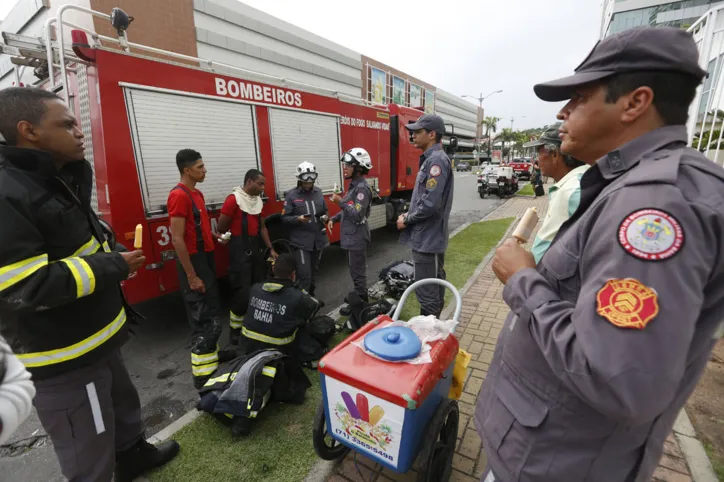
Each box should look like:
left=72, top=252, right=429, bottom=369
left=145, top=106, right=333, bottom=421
left=0, top=5, right=458, bottom=306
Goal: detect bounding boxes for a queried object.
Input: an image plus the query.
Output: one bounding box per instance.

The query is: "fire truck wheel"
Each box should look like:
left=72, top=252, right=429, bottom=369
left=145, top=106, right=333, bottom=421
left=313, top=401, right=350, bottom=461
left=415, top=399, right=459, bottom=482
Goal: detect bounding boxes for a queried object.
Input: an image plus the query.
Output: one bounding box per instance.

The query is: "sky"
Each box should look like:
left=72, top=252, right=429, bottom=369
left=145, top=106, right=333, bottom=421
left=237, top=0, right=604, bottom=130
left=0, top=0, right=603, bottom=130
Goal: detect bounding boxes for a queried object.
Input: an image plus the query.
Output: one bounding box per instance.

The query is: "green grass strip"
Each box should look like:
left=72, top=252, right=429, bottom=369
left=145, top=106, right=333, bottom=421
left=516, top=184, right=535, bottom=197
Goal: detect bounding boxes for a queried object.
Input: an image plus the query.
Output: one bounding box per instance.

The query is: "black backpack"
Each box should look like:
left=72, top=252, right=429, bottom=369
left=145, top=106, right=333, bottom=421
left=297, top=315, right=337, bottom=368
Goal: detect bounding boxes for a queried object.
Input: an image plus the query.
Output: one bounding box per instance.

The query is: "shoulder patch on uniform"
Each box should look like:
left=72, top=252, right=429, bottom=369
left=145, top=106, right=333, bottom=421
left=426, top=178, right=438, bottom=189
left=618, top=208, right=684, bottom=261
left=357, top=192, right=365, bottom=201
left=430, top=165, right=442, bottom=177
left=596, top=278, right=659, bottom=330
left=355, top=203, right=362, bottom=211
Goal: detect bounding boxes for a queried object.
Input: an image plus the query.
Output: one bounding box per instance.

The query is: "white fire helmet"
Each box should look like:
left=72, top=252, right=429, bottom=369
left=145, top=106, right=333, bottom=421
left=296, top=161, right=318, bottom=182
left=341, top=148, right=373, bottom=171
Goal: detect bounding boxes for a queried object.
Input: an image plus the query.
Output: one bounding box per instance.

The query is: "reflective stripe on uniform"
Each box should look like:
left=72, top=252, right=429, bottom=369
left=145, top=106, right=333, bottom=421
left=17, top=308, right=127, bottom=368
left=101, top=241, right=112, bottom=253
left=72, top=237, right=102, bottom=257
left=230, top=311, right=244, bottom=330
left=242, top=326, right=297, bottom=346
left=0, top=254, right=49, bottom=292
left=191, top=349, right=219, bottom=377
left=61, top=257, right=96, bottom=298
left=262, top=366, right=277, bottom=377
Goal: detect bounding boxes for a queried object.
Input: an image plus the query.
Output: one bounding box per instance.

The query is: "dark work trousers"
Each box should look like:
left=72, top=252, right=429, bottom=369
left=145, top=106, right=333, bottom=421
left=295, top=248, right=323, bottom=295
left=228, top=235, right=266, bottom=332
left=33, top=350, right=143, bottom=482
left=346, top=249, right=368, bottom=299
left=176, top=251, right=223, bottom=382
left=412, top=250, right=446, bottom=318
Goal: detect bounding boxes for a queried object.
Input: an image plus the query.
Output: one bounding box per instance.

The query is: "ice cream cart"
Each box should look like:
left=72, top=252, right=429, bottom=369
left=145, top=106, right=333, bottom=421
left=313, top=279, right=462, bottom=482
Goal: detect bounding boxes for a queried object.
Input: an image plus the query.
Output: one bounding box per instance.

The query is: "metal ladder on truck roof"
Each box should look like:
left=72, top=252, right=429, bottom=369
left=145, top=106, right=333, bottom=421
left=0, top=5, right=378, bottom=108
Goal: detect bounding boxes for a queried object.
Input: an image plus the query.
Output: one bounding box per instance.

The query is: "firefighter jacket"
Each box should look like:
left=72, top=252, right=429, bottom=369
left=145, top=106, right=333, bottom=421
left=281, top=186, right=329, bottom=251
left=197, top=349, right=312, bottom=420
left=241, top=279, right=320, bottom=355
left=331, top=176, right=372, bottom=250
left=0, top=147, right=132, bottom=380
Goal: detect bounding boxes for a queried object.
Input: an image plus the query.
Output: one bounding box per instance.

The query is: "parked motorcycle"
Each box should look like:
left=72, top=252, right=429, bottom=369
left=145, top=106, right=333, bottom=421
left=493, top=166, right=519, bottom=198
left=477, top=173, right=491, bottom=198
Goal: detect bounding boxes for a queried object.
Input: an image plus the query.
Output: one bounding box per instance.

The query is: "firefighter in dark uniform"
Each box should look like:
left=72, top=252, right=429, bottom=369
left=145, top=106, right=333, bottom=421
left=397, top=114, right=454, bottom=318
left=329, top=148, right=373, bottom=316
left=217, top=169, right=278, bottom=346
left=476, top=28, right=724, bottom=482
left=240, top=254, right=320, bottom=357
left=0, top=87, right=179, bottom=482
left=281, top=162, right=329, bottom=296
left=167, top=149, right=234, bottom=389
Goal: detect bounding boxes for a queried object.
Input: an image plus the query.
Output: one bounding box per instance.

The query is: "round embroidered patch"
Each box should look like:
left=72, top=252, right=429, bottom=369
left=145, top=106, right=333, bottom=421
left=357, top=192, right=365, bottom=201
left=618, top=208, right=684, bottom=261
left=596, top=278, right=659, bottom=330
left=430, top=165, right=441, bottom=177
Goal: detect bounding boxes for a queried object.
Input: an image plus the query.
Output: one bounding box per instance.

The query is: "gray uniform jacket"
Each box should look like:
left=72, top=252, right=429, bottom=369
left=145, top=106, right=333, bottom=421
left=399, top=144, right=454, bottom=254
left=476, top=125, right=724, bottom=482
left=331, top=176, right=372, bottom=251
left=282, top=186, right=329, bottom=251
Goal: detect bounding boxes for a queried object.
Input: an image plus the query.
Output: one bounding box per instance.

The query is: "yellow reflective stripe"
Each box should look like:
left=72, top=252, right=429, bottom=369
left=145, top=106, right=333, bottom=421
left=101, top=241, right=111, bottom=253
left=18, top=308, right=127, bottom=368
left=242, top=327, right=297, bottom=346
left=191, top=351, right=219, bottom=365
left=262, top=366, right=277, bottom=378
left=192, top=362, right=218, bottom=376
left=61, top=257, right=96, bottom=298
left=0, top=254, right=49, bottom=292
left=205, top=373, right=230, bottom=386
left=230, top=311, right=244, bottom=329
left=249, top=411, right=258, bottom=418
left=71, top=237, right=101, bottom=257
left=224, top=413, right=234, bottom=419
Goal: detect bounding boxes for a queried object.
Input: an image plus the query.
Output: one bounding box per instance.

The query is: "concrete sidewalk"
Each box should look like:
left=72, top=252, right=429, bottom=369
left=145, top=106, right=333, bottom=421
left=323, top=195, right=707, bottom=482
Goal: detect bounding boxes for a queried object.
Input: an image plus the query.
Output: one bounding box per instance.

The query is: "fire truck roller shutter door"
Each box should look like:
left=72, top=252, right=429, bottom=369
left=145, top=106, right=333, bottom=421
left=269, top=109, right=342, bottom=199
left=123, top=88, right=260, bottom=214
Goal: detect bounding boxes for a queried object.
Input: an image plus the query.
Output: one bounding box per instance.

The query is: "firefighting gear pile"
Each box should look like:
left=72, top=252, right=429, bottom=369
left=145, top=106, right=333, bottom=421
left=297, top=315, right=337, bottom=369
left=197, top=350, right=311, bottom=436
left=378, top=260, right=415, bottom=298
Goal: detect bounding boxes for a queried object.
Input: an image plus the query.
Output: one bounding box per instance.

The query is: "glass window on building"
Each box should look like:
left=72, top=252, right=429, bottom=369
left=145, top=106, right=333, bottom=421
left=606, top=0, right=723, bottom=37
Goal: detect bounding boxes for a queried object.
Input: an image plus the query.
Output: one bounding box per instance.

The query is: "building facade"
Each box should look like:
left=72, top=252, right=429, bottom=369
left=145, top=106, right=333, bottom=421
left=0, top=0, right=479, bottom=146
left=601, top=0, right=724, bottom=38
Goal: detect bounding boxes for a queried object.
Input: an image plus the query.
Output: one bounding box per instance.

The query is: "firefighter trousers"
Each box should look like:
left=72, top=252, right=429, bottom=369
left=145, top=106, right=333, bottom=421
left=295, top=248, right=323, bottom=296
left=176, top=252, right=224, bottom=383
left=412, top=250, right=446, bottom=318
left=33, top=350, right=143, bottom=482
left=346, top=248, right=368, bottom=299
left=228, top=236, right=267, bottom=334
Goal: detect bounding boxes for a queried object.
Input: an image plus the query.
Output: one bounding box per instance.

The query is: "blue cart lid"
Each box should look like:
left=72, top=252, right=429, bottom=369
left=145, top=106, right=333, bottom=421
left=363, top=326, right=422, bottom=361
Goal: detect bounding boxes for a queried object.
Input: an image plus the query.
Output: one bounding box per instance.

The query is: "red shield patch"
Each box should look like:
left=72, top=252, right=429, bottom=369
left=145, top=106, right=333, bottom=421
left=596, top=278, right=659, bottom=330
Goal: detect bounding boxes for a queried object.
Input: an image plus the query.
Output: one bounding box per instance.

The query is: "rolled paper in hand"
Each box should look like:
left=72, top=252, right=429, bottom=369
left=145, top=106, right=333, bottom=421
left=512, top=207, right=539, bottom=244
left=133, top=224, right=143, bottom=249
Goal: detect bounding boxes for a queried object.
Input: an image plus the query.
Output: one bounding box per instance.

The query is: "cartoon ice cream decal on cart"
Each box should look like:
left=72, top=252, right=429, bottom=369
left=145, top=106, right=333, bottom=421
left=334, top=392, right=394, bottom=451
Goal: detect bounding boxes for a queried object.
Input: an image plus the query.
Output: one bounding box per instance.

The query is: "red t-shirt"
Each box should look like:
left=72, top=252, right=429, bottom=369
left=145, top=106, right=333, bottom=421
left=167, top=183, right=214, bottom=254
left=221, top=194, right=260, bottom=237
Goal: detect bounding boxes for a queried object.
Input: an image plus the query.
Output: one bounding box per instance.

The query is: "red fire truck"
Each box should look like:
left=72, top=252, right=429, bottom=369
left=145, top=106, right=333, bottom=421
left=1, top=6, right=450, bottom=305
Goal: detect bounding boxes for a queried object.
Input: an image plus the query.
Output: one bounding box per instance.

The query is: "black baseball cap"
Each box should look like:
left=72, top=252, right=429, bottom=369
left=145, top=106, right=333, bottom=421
left=534, top=27, right=707, bottom=102
left=405, top=114, right=445, bottom=134
left=524, top=123, right=562, bottom=148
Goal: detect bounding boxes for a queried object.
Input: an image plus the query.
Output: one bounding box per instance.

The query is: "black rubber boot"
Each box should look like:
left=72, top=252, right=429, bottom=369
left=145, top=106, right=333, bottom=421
left=229, top=328, right=240, bottom=346
left=218, top=349, right=237, bottom=363
left=339, top=305, right=352, bottom=316
left=194, top=375, right=209, bottom=390
left=114, top=438, right=180, bottom=482
left=231, top=417, right=253, bottom=437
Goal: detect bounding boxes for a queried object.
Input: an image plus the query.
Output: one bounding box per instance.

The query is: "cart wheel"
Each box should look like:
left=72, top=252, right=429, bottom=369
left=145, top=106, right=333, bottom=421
left=416, top=399, right=459, bottom=482
left=313, top=402, right=350, bottom=461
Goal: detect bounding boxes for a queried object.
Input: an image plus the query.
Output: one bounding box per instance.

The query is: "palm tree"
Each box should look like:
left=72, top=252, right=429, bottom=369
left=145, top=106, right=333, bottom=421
left=481, top=116, right=501, bottom=156
left=513, top=131, right=529, bottom=158
left=499, top=128, right=515, bottom=160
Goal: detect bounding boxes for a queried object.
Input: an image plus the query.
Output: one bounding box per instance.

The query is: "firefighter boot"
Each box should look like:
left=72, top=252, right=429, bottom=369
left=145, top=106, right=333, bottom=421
left=114, top=438, right=180, bottom=482
left=229, top=328, right=241, bottom=346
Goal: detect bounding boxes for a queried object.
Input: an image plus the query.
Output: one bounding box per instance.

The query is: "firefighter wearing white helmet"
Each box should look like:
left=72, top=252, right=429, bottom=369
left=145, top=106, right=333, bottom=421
left=330, top=148, right=373, bottom=316
left=281, top=161, right=329, bottom=296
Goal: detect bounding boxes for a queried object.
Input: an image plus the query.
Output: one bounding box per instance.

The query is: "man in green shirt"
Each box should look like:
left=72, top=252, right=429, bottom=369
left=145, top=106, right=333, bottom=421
left=524, top=124, right=588, bottom=263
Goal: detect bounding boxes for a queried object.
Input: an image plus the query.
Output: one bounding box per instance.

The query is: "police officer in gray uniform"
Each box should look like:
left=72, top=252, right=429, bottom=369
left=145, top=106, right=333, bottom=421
left=397, top=114, right=454, bottom=318
left=329, top=148, right=373, bottom=315
left=281, top=162, right=329, bottom=296
left=476, top=27, right=724, bottom=482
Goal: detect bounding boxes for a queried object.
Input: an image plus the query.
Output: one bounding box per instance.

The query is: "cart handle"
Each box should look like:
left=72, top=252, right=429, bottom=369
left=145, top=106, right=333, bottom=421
left=392, top=278, right=462, bottom=323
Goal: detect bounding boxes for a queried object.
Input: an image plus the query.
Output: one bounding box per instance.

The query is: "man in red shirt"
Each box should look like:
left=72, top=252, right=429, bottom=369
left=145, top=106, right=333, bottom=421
left=217, top=169, right=277, bottom=345
left=167, top=149, right=232, bottom=388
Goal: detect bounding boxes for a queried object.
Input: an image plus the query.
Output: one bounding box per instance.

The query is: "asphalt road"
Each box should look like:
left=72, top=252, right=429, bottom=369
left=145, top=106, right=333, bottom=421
left=0, top=172, right=505, bottom=482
